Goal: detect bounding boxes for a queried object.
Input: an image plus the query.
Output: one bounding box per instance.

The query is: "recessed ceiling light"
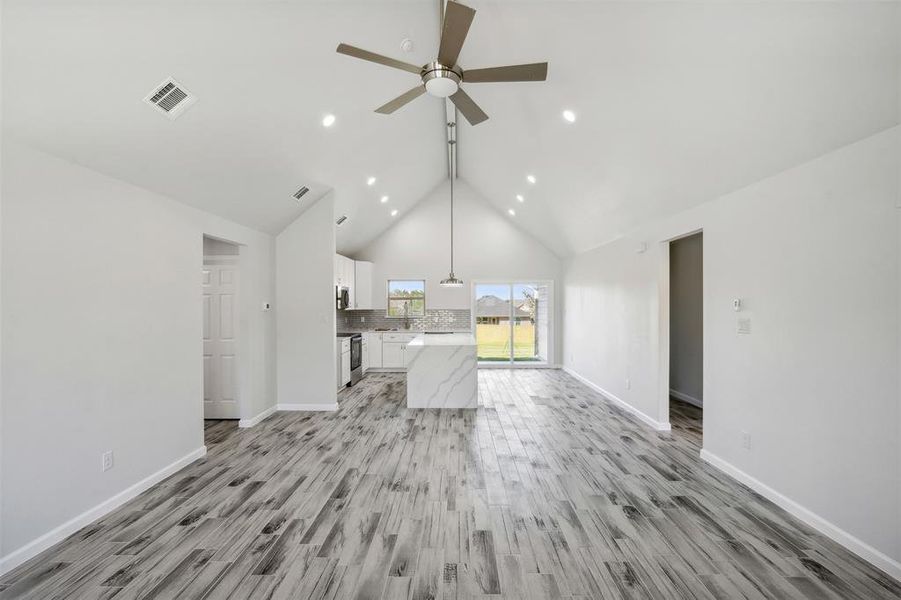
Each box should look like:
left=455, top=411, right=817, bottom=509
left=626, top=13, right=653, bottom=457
left=367, top=177, right=377, bottom=186
left=526, top=174, right=536, bottom=184
left=391, top=209, right=398, bottom=217
left=562, top=109, right=576, bottom=123
left=508, top=208, right=516, bottom=216
left=516, top=194, right=524, bottom=203
left=381, top=195, right=389, bottom=203
left=322, top=114, right=336, bottom=127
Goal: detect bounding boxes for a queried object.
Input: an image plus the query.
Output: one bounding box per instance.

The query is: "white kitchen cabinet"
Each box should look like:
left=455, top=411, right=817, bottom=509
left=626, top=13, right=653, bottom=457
left=382, top=342, right=405, bottom=369
left=367, top=333, right=382, bottom=368
left=337, top=337, right=351, bottom=389
left=381, top=333, right=417, bottom=370
left=341, top=349, right=350, bottom=385
left=353, top=261, right=373, bottom=310
left=334, top=254, right=356, bottom=306
left=334, top=255, right=340, bottom=289
left=362, top=335, right=370, bottom=372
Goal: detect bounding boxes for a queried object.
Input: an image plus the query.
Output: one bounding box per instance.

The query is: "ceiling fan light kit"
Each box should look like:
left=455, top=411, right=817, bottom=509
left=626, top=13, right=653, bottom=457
left=422, top=62, right=462, bottom=98
left=336, top=0, right=548, bottom=126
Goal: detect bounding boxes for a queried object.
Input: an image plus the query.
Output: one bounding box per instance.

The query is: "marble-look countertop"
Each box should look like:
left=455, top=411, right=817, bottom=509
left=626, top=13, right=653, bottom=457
left=408, top=333, right=476, bottom=347
left=406, top=334, right=478, bottom=409
left=337, top=328, right=473, bottom=335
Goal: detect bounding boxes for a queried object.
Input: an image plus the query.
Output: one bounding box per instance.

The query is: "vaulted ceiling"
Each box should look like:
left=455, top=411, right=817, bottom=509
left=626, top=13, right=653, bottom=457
left=4, top=1, right=899, bottom=257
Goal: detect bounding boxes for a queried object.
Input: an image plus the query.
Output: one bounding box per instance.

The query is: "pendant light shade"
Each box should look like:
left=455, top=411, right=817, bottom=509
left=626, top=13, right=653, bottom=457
left=440, top=274, right=464, bottom=288
left=440, top=130, right=463, bottom=288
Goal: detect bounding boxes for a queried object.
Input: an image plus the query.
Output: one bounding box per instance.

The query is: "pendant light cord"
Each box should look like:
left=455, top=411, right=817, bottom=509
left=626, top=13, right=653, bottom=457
left=448, top=133, right=455, bottom=275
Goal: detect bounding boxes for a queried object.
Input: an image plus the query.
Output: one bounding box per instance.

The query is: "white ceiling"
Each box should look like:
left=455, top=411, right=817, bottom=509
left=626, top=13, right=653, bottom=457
left=4, top=1, right=899, bottom=256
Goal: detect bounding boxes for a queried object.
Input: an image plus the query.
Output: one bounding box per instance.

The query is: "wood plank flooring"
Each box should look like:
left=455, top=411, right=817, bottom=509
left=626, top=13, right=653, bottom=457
left=2, top=370, right=899, bottom=599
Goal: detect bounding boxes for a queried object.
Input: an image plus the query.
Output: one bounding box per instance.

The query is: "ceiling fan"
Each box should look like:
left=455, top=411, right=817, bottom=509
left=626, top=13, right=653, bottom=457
left=336, top=0, right=548, bottom=126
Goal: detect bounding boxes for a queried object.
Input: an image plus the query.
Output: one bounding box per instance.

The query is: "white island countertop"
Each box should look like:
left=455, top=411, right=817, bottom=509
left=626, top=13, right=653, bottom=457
left=408, top=333, right=476, bottom=347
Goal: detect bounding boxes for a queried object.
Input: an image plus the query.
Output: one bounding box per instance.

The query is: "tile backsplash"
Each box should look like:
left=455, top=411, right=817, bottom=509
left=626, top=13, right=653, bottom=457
left=338, top=309, right=471, bottom=331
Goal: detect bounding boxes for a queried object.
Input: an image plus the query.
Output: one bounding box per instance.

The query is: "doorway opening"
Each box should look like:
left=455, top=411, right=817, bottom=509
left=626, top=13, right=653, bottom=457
left=473, top=281, right=552, bottom=365
left=668, top=232, right=703, bottom=446
left=202, top=236, right=241, bottom=443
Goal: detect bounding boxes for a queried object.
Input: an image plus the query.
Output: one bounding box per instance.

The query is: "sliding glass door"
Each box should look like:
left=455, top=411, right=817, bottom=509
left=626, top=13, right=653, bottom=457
left=474, top=282, right=551, bottom=364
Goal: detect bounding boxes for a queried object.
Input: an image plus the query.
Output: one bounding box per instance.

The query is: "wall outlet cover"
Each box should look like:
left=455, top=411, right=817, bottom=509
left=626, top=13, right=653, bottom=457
left=102, top=451, right=114, bottom=472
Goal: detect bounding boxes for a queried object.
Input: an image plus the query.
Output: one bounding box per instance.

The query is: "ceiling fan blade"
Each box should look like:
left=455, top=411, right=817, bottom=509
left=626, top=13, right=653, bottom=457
left=375, top=85, right=426, bottom=114
left=449, top=88, right=488, bottom=125
left=336, top=43, right=422, bottom=75
left=463, top=62, right=548, bottom=83
left=438, top=1, right=476, bottom=67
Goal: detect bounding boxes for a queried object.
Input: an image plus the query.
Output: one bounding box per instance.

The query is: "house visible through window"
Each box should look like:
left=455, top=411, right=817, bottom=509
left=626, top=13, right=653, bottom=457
left=387, top=280, right=425, bottom=317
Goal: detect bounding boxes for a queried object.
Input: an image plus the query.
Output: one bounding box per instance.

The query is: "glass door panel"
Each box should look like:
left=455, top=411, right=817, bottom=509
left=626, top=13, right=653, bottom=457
left=475, top=283, right=512, bottom=361
left=512, top=284, right=538, bottom=362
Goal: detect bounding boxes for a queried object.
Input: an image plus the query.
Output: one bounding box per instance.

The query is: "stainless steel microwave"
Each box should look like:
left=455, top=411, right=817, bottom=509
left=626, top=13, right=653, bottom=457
left=336, top=286, right=350, bottom=310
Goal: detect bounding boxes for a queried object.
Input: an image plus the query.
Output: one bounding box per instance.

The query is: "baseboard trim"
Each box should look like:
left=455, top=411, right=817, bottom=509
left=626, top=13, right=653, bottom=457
left=563, top=367, right=670, bottom=431
left=478, top=363, right=561, bottom=370
left=277, top=402, right=338, bottom=412
left=700, top=449, right=901, bottom=583
left=669, top=388, right=703, bottom=408
left=0, top=445, right=207, bottom=577
left=238, top=405, right=277, bottom=428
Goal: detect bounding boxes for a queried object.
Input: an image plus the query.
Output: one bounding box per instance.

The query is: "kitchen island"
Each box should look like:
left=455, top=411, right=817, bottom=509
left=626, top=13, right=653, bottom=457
left=405, top=333, right=478, bottom=408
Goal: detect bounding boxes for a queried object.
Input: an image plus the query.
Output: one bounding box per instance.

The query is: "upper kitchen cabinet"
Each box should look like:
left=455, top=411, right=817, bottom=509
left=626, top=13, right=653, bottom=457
left=353, top=261, right=373, bottom=310
left=335, top=255, right=373, bottom=310
left=335, top=253, right=355, bottom=295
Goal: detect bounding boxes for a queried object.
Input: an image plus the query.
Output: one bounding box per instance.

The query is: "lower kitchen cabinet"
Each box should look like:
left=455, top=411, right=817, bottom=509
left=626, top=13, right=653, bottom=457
left=382, top=342, right=405, bottom=369
left=362, top=335, right=370, bottom=372
left=365, top=332, right=382, bottom=369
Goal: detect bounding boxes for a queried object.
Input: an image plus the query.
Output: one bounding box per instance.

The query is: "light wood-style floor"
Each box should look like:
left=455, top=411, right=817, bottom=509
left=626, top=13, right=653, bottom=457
left=2, top=370, right=899, bottom=599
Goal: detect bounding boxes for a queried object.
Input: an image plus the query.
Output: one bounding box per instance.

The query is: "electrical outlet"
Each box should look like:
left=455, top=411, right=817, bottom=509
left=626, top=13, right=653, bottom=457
left=741, top=431, right=751, bottom=450
left=102, top=451, right=114, bottom=472
left=361, top=316, right=366, bottom=323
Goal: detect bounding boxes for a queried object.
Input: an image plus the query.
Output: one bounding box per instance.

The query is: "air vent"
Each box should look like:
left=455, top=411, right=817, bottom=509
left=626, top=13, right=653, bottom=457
left=336, top=215, right=348, bottom=226
left=292, top=186, right=310, bottom=201
left=143, top=77, right=196, bottom=120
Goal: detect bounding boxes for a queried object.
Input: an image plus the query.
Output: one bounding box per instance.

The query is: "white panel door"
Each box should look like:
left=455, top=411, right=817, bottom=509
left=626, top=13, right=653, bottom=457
left=202, top=263, right=240, bottom=419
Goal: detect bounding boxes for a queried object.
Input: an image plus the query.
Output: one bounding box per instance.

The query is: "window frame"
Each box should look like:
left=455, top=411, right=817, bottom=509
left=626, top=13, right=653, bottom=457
left=386, top=279, right=426, bottom=318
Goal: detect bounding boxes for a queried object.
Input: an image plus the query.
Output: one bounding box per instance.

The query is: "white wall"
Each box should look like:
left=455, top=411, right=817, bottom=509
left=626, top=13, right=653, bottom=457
left=0, top=141, right=277, bottom=570
left=356, top=180, right=563, bottom=359
left=276, top=195, right=337, bottom=408
left=669, top=233, right=703, bottom=405
left=563, top=127, right=901, bottom=571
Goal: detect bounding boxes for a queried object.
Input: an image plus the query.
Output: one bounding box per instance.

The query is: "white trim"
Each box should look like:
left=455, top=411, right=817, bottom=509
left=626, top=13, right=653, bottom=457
left=669, top=388, right=703, bottom=408
left=277, top=402, right=338, bottom=412
left=478, top=362, right=561, bottom=370
left=0, top=446, right=207, bottom=577
left=700, top=449, right=901, bottom=583
left=563, top=367, right=671, bottom=431
left=238, top=405, right=277, bottom=428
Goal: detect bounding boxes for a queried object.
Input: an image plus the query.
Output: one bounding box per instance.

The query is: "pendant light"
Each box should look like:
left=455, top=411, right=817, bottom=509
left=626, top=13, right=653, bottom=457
left=440, top=125, right=464, bottom=288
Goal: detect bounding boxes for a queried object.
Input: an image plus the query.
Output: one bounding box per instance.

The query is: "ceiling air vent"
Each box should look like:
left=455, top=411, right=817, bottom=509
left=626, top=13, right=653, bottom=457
left=143, top=77, right=196, bottom=120
left=292, top=186, right=310, bottom=201
left=336, top=215, right=348, bottom=226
